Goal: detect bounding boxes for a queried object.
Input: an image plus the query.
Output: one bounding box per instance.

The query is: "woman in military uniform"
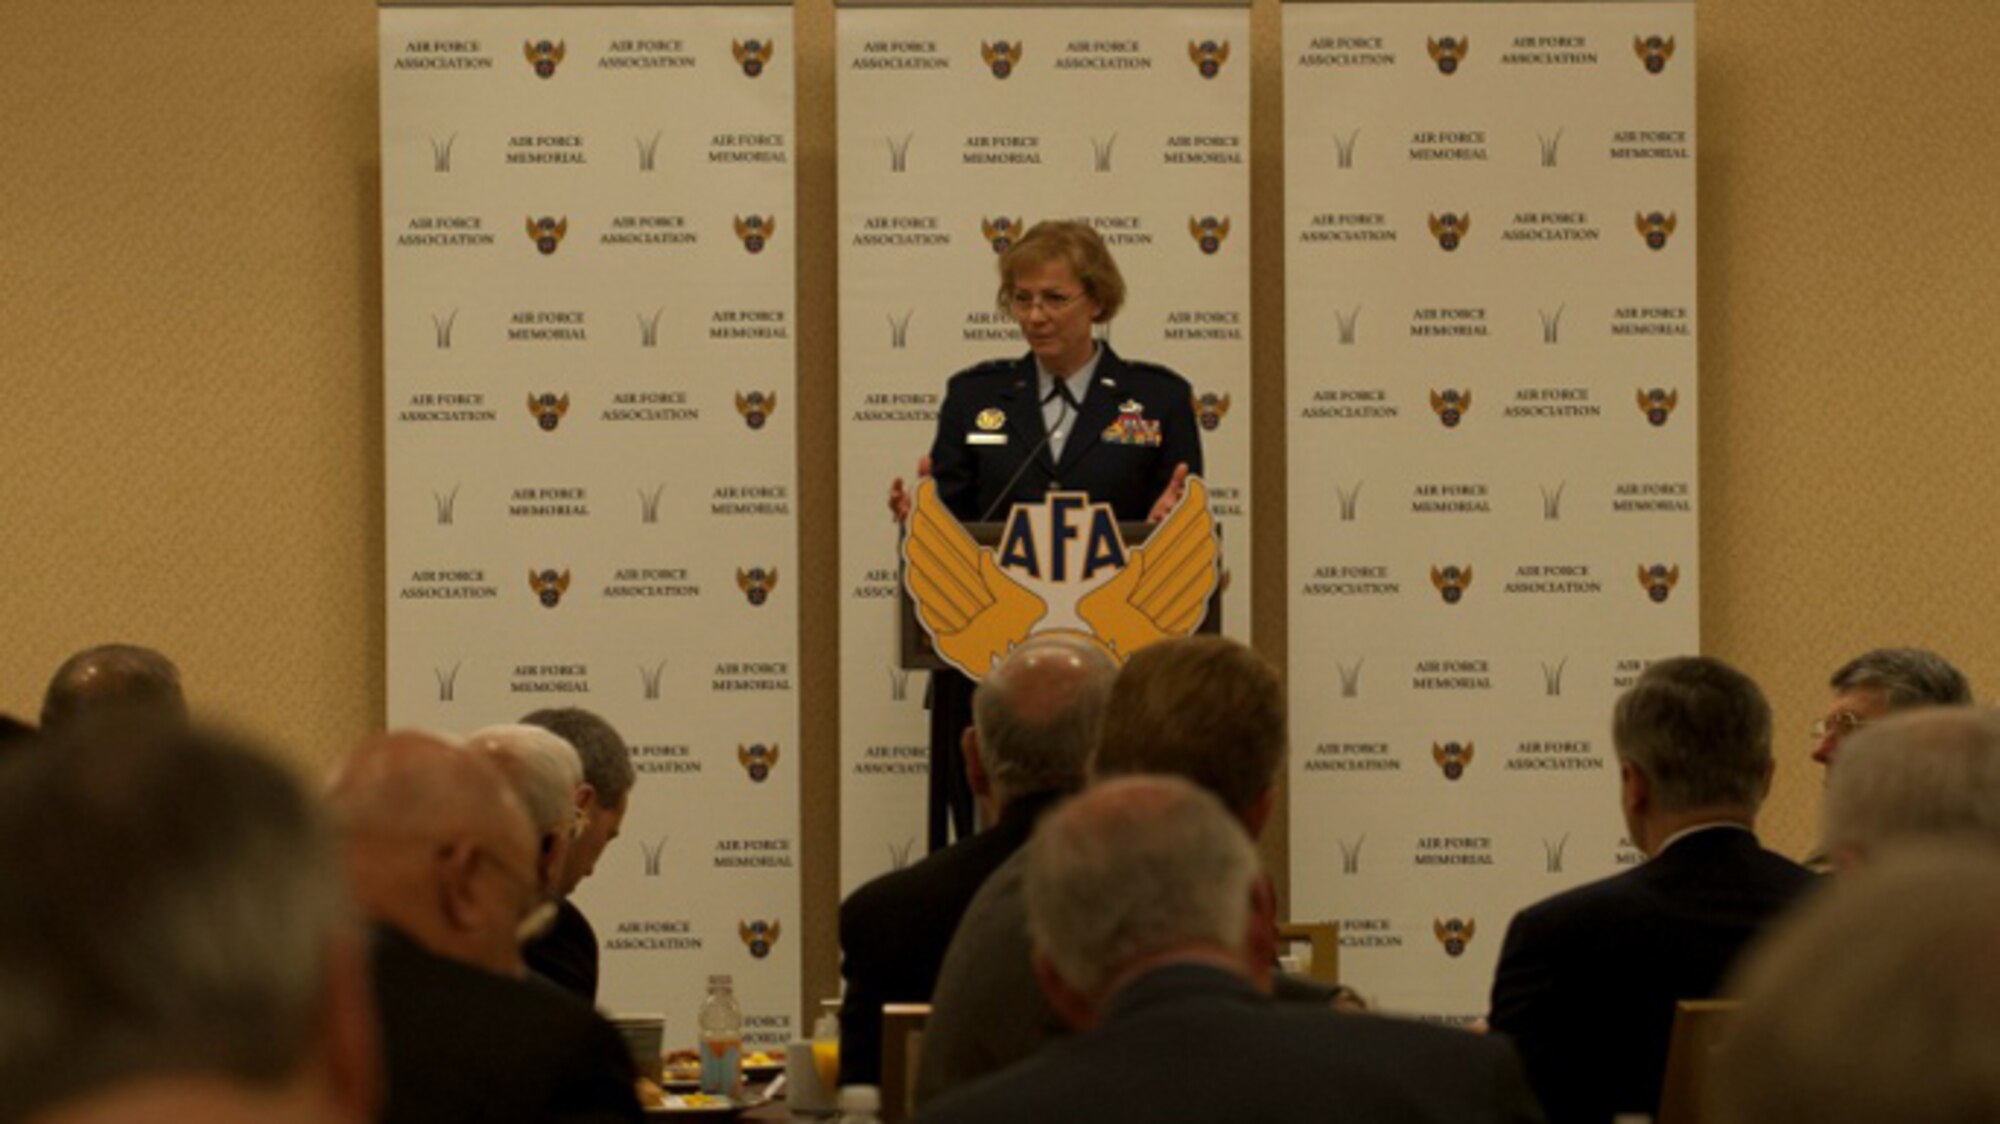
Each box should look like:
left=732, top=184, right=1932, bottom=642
left=890, top=220, right=1204, bottom=847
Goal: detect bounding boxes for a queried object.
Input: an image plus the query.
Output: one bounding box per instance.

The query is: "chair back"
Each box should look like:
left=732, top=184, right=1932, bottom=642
left=1656, top=998, right=1742, bottom=1124
left=879, top=1002, right=932, bottom=1124
left=1275, top=921, right=1342, bottom=984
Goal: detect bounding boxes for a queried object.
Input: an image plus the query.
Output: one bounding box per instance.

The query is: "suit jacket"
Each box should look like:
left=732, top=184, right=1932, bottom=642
left=913, top=963, right=1546, bottom=1124
left=916, top=845, right=1337, bottom=1105
left=526, top=897, right=600, bottom=1002
left=928, top=346, right=1203, bottom=524
left=1488, top=827, right=1817, bottom=1124
left=912, top=848, right=1048, bottom=1107
left=838, top=790, right=1063, bottom=1086
left=370, top=924, right=643, bottom=1124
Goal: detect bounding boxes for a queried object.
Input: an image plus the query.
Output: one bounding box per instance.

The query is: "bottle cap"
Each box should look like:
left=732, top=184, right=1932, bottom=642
left=708, top=974, right=733, bottom=989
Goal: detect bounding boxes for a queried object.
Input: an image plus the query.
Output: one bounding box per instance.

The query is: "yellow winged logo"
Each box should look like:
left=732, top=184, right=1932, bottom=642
left=1077, top=477, right=1220, bottom=659
left=902, top=477, right=1221, bottom=678
left=902, top=479, right=1047, bottom=677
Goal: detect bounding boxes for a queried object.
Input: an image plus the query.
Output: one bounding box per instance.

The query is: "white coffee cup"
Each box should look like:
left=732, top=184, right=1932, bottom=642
left=784, top=1037, right=833, bottom=1112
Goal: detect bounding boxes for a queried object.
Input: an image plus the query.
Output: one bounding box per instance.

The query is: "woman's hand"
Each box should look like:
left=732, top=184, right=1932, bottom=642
left=1146, top=462, right=1192, bottom=524
left=888, top=455, right=934, bottom=523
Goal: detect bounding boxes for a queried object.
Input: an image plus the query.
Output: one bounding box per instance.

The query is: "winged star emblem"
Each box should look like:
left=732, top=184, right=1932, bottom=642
left=901, top=476, right=1220, bottom=678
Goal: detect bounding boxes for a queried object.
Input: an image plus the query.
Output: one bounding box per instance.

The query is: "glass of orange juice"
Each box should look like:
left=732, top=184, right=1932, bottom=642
left=811, top=1013, right=840, bottom=1091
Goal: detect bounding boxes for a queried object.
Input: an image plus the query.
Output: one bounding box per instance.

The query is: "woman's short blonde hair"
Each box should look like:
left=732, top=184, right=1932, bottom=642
left=996, top=220, right=1126, bottom=322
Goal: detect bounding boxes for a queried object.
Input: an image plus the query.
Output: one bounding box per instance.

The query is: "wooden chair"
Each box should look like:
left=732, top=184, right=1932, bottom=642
left=1276, top=921, right=1342, bottom=985
left=878, top=1002, right=931, bottom=1124
left=1655, top=998, right=1742, bottom=1124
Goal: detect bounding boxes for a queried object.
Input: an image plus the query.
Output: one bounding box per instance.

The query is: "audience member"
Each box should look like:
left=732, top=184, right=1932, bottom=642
left=1710, top=842, right=2000, bottom=1124
left=917, top=635, right=1292, bottom=1104
left=0, top=713, right=37, bottom=755
left=330, top=731, right=642, bottom=1123
left=1488, top=655, right=1817, bottom=1124
left=467, top=722, right=585, bottom=912
left=1820, top=706, right=2000, bottom=870
left=0, top=726, right=376, bottom=1124
left=520, top=707, right=637, bottom=1001
left=913, top=777, right=1546, bottom=1124
left=38, top=642, right=187, bottom=735
left=1809, top=647, right=1970, bottom=770
left=839, top=635, right=1116, bottom=1085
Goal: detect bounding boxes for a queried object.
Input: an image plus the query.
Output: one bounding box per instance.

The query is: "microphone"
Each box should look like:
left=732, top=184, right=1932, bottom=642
left=977, top=383, right=1076, bottom=524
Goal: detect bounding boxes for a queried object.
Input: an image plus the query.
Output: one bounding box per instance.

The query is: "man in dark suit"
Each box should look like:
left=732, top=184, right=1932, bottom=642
left=889, top=219, right=1204, bottom=849
left=521, top=707, right=638, bottom=1001
left=839, top=634, right=1117, bottom=1086
left=914, top=776, right=1546, bottom=1124
left=1488, top=656, right=1816, bottom=1124
left=331, top=731, right=642, bottom=1124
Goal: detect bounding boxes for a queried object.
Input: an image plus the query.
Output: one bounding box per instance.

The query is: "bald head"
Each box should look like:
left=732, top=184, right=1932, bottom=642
left=972, top=636, right=1118, bottom=803
left=39, top=644, right=186, bottom=735
left=1823, top=707, right=2000, bottom=869
left=329, top=731, right=541, bottom=976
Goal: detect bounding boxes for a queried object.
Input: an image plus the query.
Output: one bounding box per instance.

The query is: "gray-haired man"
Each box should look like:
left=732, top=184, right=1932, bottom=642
left=840, top=635, right=1117, bottom=1086
left=1489, top=656, right=1816, bottom=1124
left=1820, top=706, right=2000, bottom=869
left=914, top=777, right=1544, bottom=1124
left=0, top=727, right=377, bottom=1123
left=1712, top=842, right=2000, bottom=1124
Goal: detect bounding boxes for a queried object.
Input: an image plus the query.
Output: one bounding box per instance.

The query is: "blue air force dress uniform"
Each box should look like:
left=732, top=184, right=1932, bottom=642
left=917, top=345, right=1203, bottom=848
left=929, top=346, right=1203, bottom=524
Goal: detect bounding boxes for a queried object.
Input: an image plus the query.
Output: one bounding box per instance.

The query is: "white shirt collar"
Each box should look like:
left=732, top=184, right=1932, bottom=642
left=1656, top=820, right=1754, bottom=855
left=1036, top=345, right=1102, bottom=404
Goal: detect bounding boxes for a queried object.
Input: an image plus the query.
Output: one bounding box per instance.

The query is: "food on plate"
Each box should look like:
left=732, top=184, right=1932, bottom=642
left=662, top=1048, right=702, bottom=1082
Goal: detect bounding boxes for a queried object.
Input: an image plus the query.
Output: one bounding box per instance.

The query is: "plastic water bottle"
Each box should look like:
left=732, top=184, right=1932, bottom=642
left=697, top=975, right=743, bottom=1096
left=835, top=1085, right=883, bottom=1123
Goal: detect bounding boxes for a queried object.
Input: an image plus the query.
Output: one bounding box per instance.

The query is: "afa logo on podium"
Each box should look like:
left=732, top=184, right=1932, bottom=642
left=900, top=477, right=1220, bottom=679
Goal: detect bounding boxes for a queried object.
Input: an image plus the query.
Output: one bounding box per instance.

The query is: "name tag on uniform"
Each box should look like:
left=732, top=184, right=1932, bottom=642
left=967, top=433, right=1009, bottom=445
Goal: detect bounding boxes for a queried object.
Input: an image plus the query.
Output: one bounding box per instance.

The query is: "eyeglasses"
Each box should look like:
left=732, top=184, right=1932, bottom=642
left=1008, top=289, right=1082, bottom=314
left=1809, top=711, right=1869, bottom=741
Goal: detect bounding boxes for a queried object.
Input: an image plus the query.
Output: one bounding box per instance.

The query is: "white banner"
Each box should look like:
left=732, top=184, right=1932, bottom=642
left=379, top=4, right=801, bottom=1047
left=1283, top=1, right=1698, bottom=1019
left=836, top=4, right=1253, bottom=893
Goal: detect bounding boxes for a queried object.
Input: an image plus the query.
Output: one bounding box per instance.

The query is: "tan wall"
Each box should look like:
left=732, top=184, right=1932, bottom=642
left=5, top=0, right=1996, bottom=1010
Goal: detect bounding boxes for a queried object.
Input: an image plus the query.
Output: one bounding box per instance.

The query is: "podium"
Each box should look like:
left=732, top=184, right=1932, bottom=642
left=894, top=477, right=1223, bottom=848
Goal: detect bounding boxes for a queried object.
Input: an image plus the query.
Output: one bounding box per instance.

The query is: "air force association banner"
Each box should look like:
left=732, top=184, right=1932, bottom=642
left=836, top=0, right=1253, bottom=894
left=1284, top=1, right=1698, bottom=1019
left=380, top=2, right=801, bottom=1045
